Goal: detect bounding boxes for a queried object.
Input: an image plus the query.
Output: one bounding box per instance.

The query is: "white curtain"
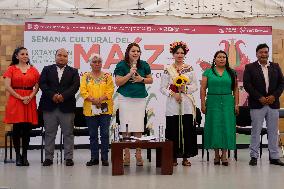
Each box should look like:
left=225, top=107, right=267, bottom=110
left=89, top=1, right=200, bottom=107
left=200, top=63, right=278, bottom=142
left=0, top=0, right=284, bottom=18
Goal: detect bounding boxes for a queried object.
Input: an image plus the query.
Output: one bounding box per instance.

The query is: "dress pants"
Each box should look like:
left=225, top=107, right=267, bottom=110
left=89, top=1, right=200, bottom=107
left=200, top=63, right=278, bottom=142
left=250, top=106, right=279, bottom=159
left=43, top=108, right=74, bottom=160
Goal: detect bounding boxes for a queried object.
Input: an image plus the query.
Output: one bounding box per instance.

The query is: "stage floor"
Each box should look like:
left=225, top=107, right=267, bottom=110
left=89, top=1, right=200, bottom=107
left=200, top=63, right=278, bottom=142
left=0, top=149, right=283, bottom=189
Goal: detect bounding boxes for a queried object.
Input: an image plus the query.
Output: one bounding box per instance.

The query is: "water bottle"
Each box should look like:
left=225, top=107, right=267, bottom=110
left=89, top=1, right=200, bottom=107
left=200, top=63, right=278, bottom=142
left=56, top=152, right=60, bottom=164
left=160, top=124, right=165, bottom=141
left=158, top=124, right=161, bottom=141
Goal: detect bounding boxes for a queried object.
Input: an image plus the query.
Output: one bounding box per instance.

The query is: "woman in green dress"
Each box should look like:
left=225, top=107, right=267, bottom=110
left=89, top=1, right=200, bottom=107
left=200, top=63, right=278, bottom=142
left=200, top=50, right=239, bottom=166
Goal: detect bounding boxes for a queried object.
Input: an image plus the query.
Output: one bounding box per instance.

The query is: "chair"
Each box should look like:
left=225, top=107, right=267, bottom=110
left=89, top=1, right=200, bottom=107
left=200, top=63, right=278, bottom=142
left=4, top=109, right=45, bottom=163
left=235, top=106, right=267, bottom=160
left=115, top=109, right=151, bottom=161
left=73, top=107, right=88, bottom=137
left=194, top=107, right=207, bottom=160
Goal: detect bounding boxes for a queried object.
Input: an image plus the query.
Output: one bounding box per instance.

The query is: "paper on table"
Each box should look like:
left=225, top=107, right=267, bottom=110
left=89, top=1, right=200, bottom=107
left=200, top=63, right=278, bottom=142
left=130, top=136, right=156, bottom=141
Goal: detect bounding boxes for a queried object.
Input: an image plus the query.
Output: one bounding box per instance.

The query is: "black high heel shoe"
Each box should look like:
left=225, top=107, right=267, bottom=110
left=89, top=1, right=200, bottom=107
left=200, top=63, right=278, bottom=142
left=22, top=158, right=30, bottom=166
left=22, top=153, right=29, bottom=166
left=16, top=154, right=22, bottom=166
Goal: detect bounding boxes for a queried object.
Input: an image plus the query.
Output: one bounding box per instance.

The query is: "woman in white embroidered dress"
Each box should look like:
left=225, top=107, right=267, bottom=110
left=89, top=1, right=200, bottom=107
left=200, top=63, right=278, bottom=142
left=160, top=41, right=198, bottom=166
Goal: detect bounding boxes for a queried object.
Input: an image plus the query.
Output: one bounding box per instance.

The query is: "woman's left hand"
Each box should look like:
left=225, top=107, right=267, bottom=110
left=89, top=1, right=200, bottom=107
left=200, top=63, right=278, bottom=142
left=132, top=73, right=144, bottom=83
left=22, top=96, right=32, bottom=105
left=235, top=105, right=239, bottom=115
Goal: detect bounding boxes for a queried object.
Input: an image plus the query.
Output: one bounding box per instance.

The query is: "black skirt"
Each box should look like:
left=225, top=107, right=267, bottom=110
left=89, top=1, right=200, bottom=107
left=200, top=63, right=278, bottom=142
left=165, top=114, right=198, bottom=158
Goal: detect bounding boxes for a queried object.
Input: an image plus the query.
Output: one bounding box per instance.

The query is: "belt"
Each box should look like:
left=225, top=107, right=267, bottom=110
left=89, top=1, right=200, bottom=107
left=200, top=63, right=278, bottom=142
left=207, top=93, right=232, bottom=95
left=13, top=87, right=33, bottom=90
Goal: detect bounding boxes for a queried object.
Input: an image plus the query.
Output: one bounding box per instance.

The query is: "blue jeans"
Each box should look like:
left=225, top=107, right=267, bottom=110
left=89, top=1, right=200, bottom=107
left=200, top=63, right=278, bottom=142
left=85, top=114, right=111, bottom=161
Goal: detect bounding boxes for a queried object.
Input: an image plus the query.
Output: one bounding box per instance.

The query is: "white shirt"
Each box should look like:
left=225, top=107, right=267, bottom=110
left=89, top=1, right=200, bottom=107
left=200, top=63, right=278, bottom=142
left=57, top=65, right=66, bottom=82
left=160, top=64, right=198, bottom=116
left=258, top=61, right=270, bottom=93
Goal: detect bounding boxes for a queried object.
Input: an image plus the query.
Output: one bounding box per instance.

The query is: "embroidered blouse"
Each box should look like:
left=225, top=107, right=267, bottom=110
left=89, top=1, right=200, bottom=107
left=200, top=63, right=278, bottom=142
left=160, top=64, right=198, bottom=116
left=80, top=72, right=114, bottom=116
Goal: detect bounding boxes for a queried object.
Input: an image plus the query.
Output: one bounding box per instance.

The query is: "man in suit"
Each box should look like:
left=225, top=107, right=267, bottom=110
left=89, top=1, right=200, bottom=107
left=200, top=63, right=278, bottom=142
left=244, top=43, right=284, bottom=166
left=39, top=48, right=80, bottom=166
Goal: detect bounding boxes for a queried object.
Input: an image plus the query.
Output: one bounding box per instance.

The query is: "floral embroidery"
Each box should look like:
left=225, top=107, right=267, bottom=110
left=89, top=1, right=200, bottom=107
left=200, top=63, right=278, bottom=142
left=85, top=72, right=108, bottom=84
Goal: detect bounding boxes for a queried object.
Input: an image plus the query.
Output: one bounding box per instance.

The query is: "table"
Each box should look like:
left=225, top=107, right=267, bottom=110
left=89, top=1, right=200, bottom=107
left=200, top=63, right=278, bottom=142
left=111, top=140, right=173, bottom=175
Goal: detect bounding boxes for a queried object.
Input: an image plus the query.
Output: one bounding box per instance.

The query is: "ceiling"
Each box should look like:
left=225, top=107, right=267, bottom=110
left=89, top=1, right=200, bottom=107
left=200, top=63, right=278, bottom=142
left=0, top=0, right=284, bottom=19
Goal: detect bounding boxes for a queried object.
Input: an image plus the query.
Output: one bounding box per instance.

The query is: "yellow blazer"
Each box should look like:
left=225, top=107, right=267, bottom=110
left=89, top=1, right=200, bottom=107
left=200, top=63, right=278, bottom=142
left=80, top=72, right=114, bottom=116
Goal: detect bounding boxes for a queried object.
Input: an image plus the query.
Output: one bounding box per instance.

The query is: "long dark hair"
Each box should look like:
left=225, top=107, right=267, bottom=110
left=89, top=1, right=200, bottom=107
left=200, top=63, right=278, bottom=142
left=10, top=47, right=30, bottom=66
left=211, top=50, right=236, bottom=91
left=124, top=43, right=141, bottom=68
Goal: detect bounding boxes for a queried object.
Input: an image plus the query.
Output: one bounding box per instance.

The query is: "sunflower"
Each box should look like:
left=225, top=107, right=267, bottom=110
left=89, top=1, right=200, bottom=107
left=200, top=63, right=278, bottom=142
left=174, top=75, right=186, bottom=87
left=180, top=75, right=190, bottom=83
left=174, top=74, right=190, bottom=87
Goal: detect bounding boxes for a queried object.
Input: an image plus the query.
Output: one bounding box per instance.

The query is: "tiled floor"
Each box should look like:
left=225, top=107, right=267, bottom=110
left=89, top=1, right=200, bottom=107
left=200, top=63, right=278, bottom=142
left=0, top=149, right=283, bottom=189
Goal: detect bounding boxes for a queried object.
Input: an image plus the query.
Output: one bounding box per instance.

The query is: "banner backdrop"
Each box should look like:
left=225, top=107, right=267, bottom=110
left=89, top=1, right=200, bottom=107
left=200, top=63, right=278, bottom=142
left=24, top=22, right=272, bottom=144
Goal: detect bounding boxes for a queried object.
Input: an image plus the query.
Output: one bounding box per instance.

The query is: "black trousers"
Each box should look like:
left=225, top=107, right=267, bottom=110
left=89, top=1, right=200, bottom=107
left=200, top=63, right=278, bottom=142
left=13, top=123, right=31, bottom=155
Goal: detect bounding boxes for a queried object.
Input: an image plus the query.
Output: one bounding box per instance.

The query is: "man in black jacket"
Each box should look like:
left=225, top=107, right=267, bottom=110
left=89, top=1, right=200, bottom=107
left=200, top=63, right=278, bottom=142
left=243, top=43, right=284, bottom=166
left=39, top=48, right=80, bottom=166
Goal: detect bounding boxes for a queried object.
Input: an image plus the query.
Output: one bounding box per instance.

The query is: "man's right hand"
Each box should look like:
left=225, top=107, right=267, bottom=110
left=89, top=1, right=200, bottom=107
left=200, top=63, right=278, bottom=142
left=52, top=94, right=59, bottom=103
left=266, top=95, right=275, bottom=105
left=259, top=96, right=268, bottom=105
left=57, top=94, right=64, bottom=103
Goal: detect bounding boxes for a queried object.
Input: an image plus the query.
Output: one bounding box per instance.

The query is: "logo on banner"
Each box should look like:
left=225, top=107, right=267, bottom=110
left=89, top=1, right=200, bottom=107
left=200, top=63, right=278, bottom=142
left=196, top=39, right=251, bottom=106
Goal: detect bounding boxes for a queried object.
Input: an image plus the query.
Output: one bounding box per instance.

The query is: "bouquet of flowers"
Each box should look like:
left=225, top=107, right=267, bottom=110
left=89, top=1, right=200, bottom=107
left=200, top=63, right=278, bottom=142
left=173, top=74, right=190, bottom=152
left=173, top=75, right=189, bottom=88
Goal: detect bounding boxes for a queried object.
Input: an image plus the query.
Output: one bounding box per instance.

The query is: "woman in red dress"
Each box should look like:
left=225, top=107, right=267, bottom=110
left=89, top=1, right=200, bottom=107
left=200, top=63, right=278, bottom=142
left=3, top=47, right=40, bottom=166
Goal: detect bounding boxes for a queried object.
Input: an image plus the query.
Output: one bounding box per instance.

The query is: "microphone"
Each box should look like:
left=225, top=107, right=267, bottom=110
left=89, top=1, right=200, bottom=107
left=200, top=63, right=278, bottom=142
left=132, top=61, right=138, bottom=76
left=132, top=60, right=137, bottom=68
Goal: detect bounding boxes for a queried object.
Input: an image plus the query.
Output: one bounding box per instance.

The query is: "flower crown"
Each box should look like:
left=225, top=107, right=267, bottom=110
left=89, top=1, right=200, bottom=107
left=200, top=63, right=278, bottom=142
left=169, top=41, right=189, bottom=54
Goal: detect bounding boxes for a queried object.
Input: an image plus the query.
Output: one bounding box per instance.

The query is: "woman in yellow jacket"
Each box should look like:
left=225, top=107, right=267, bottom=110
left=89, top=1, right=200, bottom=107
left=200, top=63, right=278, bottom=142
left=80, top=54, right=114, bottom=166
